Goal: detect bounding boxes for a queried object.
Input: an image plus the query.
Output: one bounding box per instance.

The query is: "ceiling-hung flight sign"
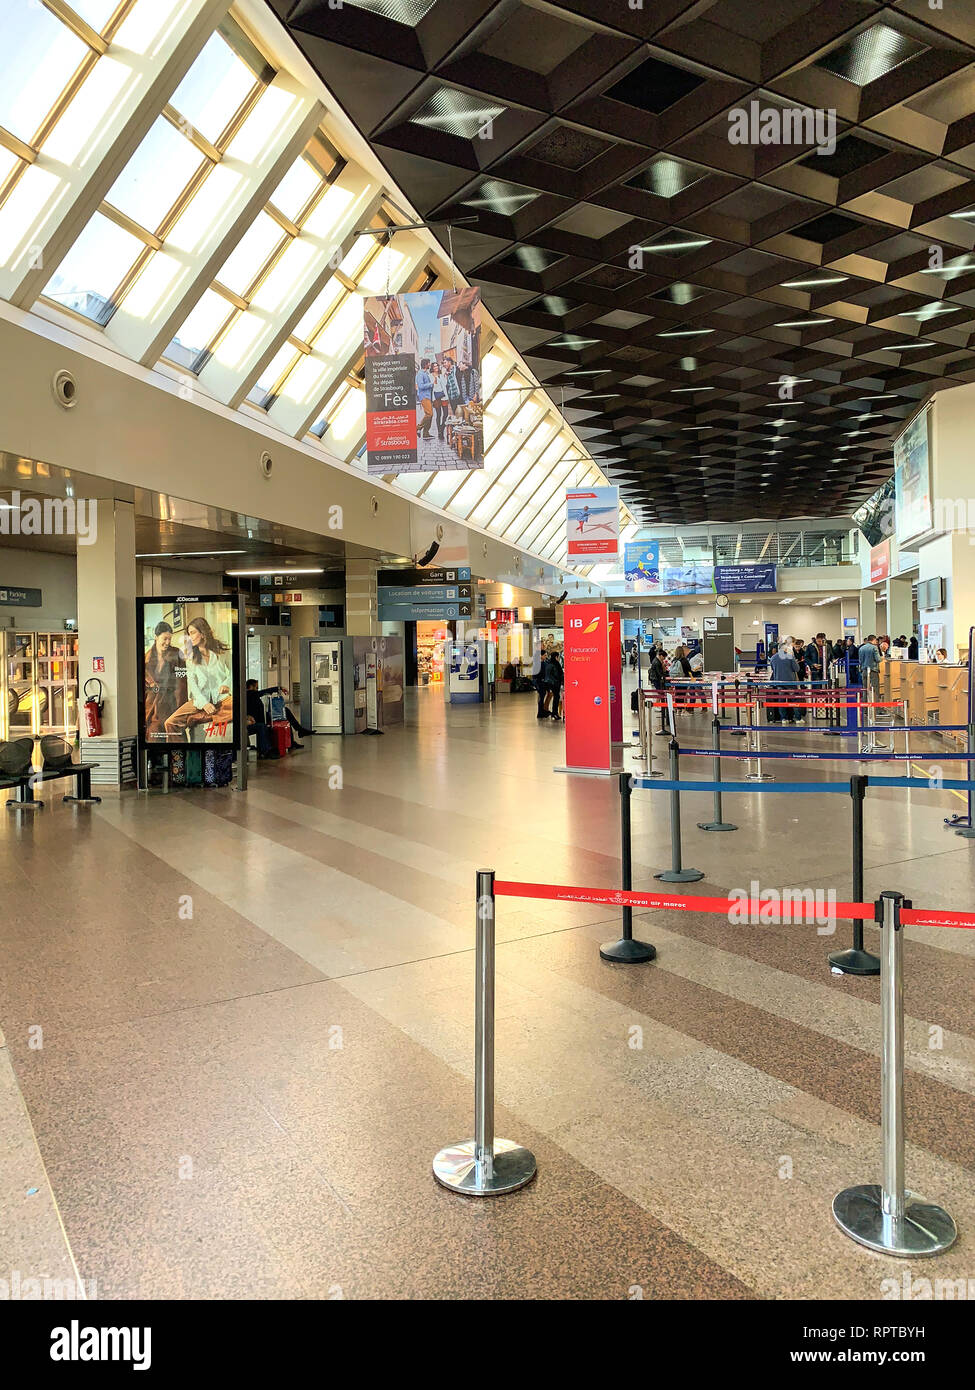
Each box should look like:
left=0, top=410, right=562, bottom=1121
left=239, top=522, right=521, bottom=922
left=364, top=288, right=483, bottom=476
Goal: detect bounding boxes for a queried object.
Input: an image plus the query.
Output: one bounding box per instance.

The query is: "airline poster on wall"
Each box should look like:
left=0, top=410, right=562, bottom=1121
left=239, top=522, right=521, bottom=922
left=363, top=288, right=483, bottom=476
left=566, top=487, right=619, bottom=557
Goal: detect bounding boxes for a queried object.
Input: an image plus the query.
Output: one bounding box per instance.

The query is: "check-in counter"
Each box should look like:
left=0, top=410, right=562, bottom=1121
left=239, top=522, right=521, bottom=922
left=879, top=659, right=969, bottom=744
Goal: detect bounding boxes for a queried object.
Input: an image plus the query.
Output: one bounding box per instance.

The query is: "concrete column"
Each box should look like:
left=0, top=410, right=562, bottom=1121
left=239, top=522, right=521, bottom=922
left=77, top=500, right=137, bottom=784
left=859, top=587, right=877, bottom=636
left=345, top=556, right=379, bottom=636
left=885, top=575, right=913, bottom=639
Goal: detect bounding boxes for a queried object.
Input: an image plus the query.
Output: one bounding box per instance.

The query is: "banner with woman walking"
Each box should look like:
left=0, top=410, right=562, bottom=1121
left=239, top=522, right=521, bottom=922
left=137, top=596, right=239, bottom=749
left=363, top=288, right=483, bottom=475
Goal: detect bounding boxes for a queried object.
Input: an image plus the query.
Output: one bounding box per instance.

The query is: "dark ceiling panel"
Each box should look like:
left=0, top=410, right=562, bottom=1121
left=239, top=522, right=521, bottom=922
left=280, top=0, right=975, bottom=523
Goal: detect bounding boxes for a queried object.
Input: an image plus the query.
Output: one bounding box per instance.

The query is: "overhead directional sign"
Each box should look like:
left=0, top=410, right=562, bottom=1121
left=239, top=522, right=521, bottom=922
left=378, top=567, right=471, bottom=586
left=380, top=584, right=472, bottom=604
left=378, top=601, right=472, bottom=621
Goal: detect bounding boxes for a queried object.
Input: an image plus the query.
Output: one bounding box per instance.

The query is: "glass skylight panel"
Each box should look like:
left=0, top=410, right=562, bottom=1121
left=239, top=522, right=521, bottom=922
left=292, top=278, right=344, bottom=342
left=168, top=32, right=257, bottom=144
left=72, top=0, right=127, bottom=29
left=269, top=156, right=322, bottom=222
left=45, top=211, right=144, bottom=321
left=0, top=5, right=87, bottom=145
left=248, top=342, right=300, bottom=404
left=167, top=288, right=234, bottom=368
left=215, top=210, right=284, bottom=295
left=105, top=116, right=203, bottom=234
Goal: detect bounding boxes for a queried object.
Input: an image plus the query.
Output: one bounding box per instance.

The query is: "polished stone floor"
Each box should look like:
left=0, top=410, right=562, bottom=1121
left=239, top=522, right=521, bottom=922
left=0, top=681, right=973, bottom=1299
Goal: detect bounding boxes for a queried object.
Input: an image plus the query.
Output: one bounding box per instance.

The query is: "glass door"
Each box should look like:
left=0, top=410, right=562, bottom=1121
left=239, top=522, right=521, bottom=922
left=6, top=631, right=36, bottom=735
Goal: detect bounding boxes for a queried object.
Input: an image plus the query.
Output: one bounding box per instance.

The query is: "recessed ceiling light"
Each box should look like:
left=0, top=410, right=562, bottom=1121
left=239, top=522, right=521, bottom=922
left=658, top=328, right=713, bottom=337
left=885, top=341, right=935, bottom=350
left=226, top=567, right=324, bottom=576
left=774, top=318, right=836, bottom=328
left=780, top=276, right=849, bottom=288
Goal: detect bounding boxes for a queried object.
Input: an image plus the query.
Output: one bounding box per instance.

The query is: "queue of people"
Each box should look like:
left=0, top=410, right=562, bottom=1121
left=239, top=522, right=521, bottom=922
left=532, top=641, right=565, bottom=721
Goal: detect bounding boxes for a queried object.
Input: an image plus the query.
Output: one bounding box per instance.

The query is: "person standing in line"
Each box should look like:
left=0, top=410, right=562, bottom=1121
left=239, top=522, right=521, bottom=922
left=532, top=641, right=551, bottom=719
left=649, top=644, right=670, bottom=734
left=544, top=648, right=564, bottom=721
left=857, top=633, right=881, bottom=706
left=768, top=639, right=799, bottom=724
left=908, top=634, right=919, bottom=660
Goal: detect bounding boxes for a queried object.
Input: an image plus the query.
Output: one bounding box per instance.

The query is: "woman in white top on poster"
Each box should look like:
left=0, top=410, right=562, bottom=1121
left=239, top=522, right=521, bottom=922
left=164, top=616, right=233, bottom=742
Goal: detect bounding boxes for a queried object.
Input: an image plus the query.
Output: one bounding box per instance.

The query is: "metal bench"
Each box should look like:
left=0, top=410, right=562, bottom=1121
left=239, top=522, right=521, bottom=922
left=0, top=763, right=101, bottom=810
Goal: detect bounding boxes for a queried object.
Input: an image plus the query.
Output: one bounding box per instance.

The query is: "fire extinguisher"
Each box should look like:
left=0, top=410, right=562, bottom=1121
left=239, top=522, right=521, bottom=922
left=83, top=678, right=104, bottom=737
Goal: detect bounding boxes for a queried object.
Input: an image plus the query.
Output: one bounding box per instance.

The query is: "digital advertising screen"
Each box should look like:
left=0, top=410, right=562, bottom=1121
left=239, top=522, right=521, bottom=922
left=137, top=595, right=240, bottom=750
left=893, top=409, right=932, bottom=545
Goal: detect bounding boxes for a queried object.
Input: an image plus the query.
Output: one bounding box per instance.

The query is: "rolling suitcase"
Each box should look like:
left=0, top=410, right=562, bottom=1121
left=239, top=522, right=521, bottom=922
left=271, top=720, right=291, bottom=756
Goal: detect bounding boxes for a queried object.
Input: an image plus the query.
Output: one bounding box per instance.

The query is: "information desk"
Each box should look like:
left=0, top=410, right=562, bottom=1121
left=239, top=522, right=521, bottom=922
left=878, top=658, right=968, bottom=744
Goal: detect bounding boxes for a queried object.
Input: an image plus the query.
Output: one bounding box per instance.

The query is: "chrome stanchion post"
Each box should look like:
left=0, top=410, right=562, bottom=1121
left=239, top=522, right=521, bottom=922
left=601, top=774, right=656, bottom=963
left=833, top=892, right=957, bottom=1255
left=953, top=720, right=975, bottom=838
left=698, top=716, right=737, bottom=832
left=828, top=775, right=880, bottom=976
left=433, top=871, right=537, bottom=1195
left=746, top=683, right=773, bottom=782
left=902, top=698, right=910, bottom=762
left=655, top=740, right=703, bottom=883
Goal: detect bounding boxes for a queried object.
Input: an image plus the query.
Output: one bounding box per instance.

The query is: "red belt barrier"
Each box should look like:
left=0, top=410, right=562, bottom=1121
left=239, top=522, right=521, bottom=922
left=900, top=908, right=975, bottom=929
left=493, top=879, right=875, bottom=921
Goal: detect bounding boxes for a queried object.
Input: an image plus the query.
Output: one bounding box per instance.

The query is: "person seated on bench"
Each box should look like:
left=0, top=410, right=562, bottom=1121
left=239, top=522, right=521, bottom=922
left=254, top=684, right=313, bottom=747
left=246, top=680, right=278, bottom=758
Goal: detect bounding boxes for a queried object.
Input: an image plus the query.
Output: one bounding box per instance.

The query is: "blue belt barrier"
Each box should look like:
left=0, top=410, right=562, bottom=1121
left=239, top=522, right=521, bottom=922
left=630, top=776, right=975, bottom=793
left=676, top=748, right=972, bottom=762
left=719, top=723, right=968, bottom=734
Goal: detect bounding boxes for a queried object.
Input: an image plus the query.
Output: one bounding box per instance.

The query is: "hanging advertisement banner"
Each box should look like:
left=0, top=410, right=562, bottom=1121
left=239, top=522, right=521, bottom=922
left=660, top=562, right=714, bottom=595
left=566, top=487, right=619, bottom=557
left=893, top=408, right=932, bottom=545
left=623, top=541, right=659, bottom=593
left=608, top=610, right=623, bottom=744
left=869, top=539, right=891, bottom=583
left=562, top=603, right=610, bottom=772
left=714, top=563, right=776, bottom=594
left=364, top=288, right=483, bottom=476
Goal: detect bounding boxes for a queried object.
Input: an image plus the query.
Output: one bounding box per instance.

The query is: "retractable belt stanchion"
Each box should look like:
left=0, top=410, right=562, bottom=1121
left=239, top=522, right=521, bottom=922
left=698, top=716, right=737, bottom=832
left=433, top=870, right=537, bottom=1195
left=730, top=675, right=747, bottom=736
left=902, top=698, right=910, bottom=762
left=833, top=891, right=957, bottom=1255
left=746, top=681, right=773, bottom=782
left=601, top=773, right=656, bottom=963
left=951, top=720, right=975, bottom=839
left=828, top=774, right=881, bottom=977
left=654, top=740, right=704, bottom=883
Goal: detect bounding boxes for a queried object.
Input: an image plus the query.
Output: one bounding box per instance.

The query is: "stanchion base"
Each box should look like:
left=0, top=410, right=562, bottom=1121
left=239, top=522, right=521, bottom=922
left=655, top=868, right=704, bottom=882
left=599, top=936, right=656, bottom=963
left=953, top=827, right=975, bottom=839
left=698, top=821, right=737, bottom=832
left=828, top=946, right=881, bottom=976
left=432, top=1139, right=537, bottom=1196
left=832, top=1185, right=957, bottom=1257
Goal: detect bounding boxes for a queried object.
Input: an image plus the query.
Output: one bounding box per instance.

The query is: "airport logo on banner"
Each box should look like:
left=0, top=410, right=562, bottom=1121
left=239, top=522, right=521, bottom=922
left=566, top=487, right=619, bottom=557
left=363, top=288, right=483, bottom=477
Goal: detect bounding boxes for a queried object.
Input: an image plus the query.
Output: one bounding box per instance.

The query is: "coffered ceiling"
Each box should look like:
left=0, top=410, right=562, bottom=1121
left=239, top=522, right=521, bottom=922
left=272, top=0, right=975, bottom=523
